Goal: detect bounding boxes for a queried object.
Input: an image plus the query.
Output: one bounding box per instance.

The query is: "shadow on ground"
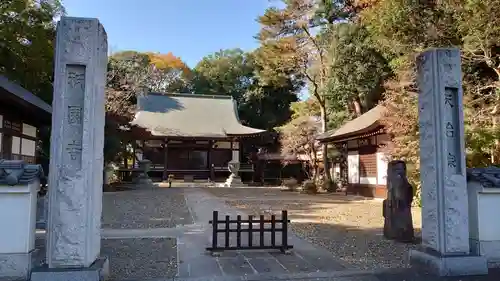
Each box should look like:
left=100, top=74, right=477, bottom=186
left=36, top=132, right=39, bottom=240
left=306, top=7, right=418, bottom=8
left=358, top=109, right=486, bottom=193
left=205, top=187, right=422, bottom=270
left=290, top=221, right=421, bottom=270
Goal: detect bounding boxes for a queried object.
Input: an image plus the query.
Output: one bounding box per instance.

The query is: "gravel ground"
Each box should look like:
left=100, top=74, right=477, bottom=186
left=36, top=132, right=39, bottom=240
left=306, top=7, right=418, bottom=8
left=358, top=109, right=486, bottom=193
left=102, top=188, right=193, bottom=229
left=204, top=187, right=422, bottom=271
left=33, top=237, right=178, bottom=281
left=101, top=238, right=177, bottom=281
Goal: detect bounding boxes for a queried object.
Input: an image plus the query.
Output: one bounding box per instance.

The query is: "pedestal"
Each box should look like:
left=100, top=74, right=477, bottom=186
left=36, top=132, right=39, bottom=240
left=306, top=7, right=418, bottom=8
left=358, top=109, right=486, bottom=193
left=409, top=248, right=488, bottom=276
left=45, top=16, right=108, bottom=276
left=31, top=257, right=109, bottom=281
left=0, top=181, right=40, bottom=280
left=411, top=48, right=487, bottom=276
left=224, top=173, right=244, bottom=187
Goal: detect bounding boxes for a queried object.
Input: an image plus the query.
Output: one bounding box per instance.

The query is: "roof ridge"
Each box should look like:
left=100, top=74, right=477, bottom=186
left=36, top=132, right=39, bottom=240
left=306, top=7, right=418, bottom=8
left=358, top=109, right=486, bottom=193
left=148, top=92, right=233, bottom=100
left=0, top=75, right=52, bottom=113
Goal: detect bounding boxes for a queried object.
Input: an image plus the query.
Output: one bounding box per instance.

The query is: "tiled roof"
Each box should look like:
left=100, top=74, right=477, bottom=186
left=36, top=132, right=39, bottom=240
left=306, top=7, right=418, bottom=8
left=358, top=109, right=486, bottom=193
left=131, top=93, right=265, bottom=138
left=0, top=75, right=51, bottom=113
left=316, top=105, right=385, bottom=142
left=467, top=167, right=500, bottom=188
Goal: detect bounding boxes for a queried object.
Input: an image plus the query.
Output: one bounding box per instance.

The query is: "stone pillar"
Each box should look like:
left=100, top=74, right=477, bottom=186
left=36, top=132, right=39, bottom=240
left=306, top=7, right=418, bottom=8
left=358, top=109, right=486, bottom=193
left=409, top=48, right=487, bottom=276
left=41, top=17, right=108, bottom=274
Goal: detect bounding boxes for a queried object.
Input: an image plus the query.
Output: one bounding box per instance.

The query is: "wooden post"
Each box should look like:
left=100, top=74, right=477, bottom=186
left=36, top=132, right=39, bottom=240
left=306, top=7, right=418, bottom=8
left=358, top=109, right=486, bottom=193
left=208, top=140, right=214, bottom=180
left=212, top=211, right=218, bottom=250
left=248, top=215, right=253, bottom=247
left=123, top=141, right=128, bottom=169
left=282, top=210, right=288, bottom=252
left=163, top=138, right=168, bottom=181
left=259, top=215, right=265, bottom=247
left=132, top=141, right=136, bottom=169
left=225, top=215, right=230, bottom=248
left=271, top=215, right=276, bottom=247
left=236, top=215, right=242, bottom=248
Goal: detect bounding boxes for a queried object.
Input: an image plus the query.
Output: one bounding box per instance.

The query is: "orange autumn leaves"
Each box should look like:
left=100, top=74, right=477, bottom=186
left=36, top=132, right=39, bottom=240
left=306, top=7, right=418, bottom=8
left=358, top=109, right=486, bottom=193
left=145, top=52, right=192, bottom=79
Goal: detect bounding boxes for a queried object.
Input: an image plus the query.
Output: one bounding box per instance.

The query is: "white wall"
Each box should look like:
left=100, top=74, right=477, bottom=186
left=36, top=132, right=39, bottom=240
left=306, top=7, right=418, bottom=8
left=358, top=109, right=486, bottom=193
left=331, top=163, right=340, bottom=179
left=347, top=151, right=359, bottom=184
left=22, top=123, right=37, bottom=138
left=477, top=192, right=500, bottom=241
left=360, top=177, right=377, bottom=184
left=232, top=150, right=240, bottom=162
left=12, top=136, right=20, bottom=154
left=21, top=139, right=36, bottom=156
left=376, top=151, right=389, bottom=185
left=214, top=141, right=231, bottom=149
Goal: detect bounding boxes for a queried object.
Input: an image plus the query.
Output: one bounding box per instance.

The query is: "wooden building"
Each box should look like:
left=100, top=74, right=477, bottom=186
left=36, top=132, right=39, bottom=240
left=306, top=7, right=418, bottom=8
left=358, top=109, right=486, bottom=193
left=125, top=93, right=265, bottom=181
left=0, top=75, right=52, bottom=163
left=317, top=105, right=389, bottom=198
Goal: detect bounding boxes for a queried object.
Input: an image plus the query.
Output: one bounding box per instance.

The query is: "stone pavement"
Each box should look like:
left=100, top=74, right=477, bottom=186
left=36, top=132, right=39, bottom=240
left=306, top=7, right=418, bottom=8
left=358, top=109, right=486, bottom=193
left=176, top=187, right=349, bottom=280
left=31, top=187, right=500, bottom=281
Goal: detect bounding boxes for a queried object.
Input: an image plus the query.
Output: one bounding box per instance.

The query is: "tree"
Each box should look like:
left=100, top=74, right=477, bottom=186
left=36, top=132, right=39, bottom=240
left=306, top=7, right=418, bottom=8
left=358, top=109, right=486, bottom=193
left=0, top=0, right=64, bottom=104
left=146, top=52, right=193, bottom=93
left=193, top=49, right=254, bottom=99
left=104, top=54, right=150, bottom=164
left=104, top=51, right=193, bottom=164
left=314, top=0, right=378, bottom=23
left=357, top=0, right=500, bottom=200
left=279, top=116, right=322, bottom=181
left=323, top=23, right=391, bottom=117
left=290, top=98, right=321, bottom=119
left=359, top=1, right=460, bottom=191
left=255, top=0, right=334, bottom=187
left=193, top=48, right=299, bottom=130
left=453, top=0, right=500, bottom=163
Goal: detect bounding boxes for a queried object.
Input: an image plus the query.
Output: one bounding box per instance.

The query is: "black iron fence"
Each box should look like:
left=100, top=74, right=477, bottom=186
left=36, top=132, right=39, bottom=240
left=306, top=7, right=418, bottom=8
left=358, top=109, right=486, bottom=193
left=206, top=210, right=293, bottom=253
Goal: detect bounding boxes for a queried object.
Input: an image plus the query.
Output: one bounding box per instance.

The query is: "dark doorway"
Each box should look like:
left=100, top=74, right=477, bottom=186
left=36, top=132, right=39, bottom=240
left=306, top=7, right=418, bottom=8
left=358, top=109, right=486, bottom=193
left=1, top=134, right=12, bottom=159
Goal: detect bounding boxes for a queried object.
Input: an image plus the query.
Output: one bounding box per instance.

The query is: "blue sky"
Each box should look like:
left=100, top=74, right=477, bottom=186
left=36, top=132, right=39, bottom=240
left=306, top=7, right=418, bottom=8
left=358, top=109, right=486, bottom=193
left=62, top=0, right=274, bottom=68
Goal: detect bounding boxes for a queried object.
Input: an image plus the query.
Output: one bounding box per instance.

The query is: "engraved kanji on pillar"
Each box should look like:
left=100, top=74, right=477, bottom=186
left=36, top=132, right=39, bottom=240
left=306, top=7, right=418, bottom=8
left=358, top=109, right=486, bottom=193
left=47, top=17, right=108, bottom=268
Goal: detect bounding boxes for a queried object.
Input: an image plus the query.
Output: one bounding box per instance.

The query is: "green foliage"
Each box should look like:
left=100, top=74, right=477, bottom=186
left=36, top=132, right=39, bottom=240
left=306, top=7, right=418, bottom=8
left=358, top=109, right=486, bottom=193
left=0, top=0, right=64, bottom=104
left=323, top=22, right=391, bottom=117
left=193, top=49, right=253, bottom=99
left=357, top=0, right=500, bottom=201
left=193, top=48, right=299, bottom=130
left=104, top=51, right=192, bottom=164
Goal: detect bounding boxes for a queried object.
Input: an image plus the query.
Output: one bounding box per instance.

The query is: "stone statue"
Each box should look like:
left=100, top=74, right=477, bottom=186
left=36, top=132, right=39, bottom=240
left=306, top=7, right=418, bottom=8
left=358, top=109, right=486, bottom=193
left=133, top=159, right=153, bottom=188
left=228, top=160, right=240, bottom=175
left=224, top=160, right=243, bottom=187
left=383, top=160, right=415, bottom=243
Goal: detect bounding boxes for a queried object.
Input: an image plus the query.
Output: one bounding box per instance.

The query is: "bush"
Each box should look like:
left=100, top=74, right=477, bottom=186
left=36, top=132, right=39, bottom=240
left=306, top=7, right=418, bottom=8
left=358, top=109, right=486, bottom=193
left=303, top=180, right=318, bottom=194
left=282, top=178, right=299, bottom=191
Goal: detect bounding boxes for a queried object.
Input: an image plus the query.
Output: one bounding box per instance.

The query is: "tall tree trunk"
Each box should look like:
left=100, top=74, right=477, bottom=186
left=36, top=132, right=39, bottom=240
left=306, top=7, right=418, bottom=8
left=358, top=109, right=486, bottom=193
left=491, top=102, right=499, bottom=164
left=320, top=104, right=333, bottom=190
left=489, top=68, right=500, bottom=164
left=352, top=97, right=363, bottom=117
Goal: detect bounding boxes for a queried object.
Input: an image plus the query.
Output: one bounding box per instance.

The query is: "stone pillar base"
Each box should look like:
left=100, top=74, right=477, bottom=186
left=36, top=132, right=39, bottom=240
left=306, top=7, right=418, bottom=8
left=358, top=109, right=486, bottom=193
left=0, top=250, right=38, bottom=280
left=132, top=176, right=154, bottom=189
left=30, top=257, right=109, bottom=281
left=224, top=174, right=245, bottom=187
left=409, top=247, right=488, bottom=276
